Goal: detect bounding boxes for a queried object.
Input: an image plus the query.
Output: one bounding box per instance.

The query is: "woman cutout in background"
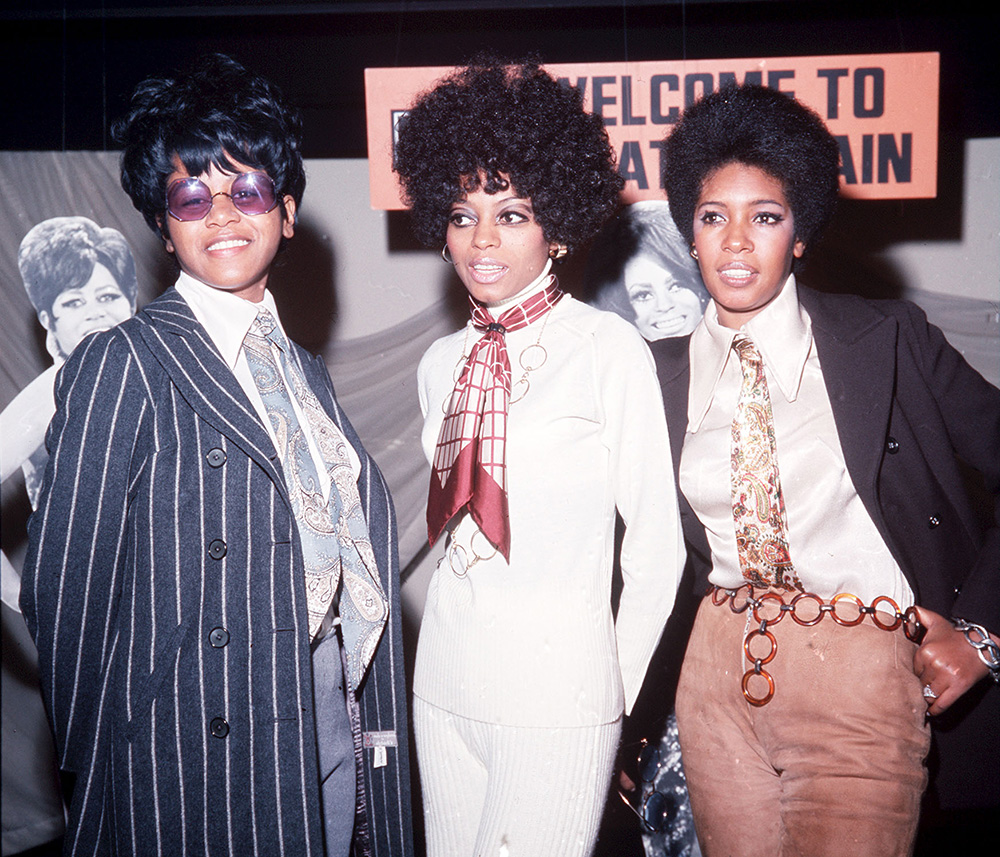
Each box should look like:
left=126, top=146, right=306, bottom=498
left=1, top=216, right=137, bottom=854
left=586, top=201, right=707, bottom=857
left=1, top=217, right=137, bottom=608
left=589, top=201, right=709, bottom=341
left=394, top=58, right=685, bottom=857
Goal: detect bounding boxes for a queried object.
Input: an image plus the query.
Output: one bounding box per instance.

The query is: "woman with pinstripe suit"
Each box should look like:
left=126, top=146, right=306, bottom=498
left=22, top=55, right=413, bottom=857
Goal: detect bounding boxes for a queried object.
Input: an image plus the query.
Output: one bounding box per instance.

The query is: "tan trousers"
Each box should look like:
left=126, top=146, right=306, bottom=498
left=676, top=594, right=930, bottom=857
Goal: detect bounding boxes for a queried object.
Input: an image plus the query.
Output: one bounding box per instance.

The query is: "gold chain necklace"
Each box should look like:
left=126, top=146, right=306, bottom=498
left=441, top=302, right=555, bottom=413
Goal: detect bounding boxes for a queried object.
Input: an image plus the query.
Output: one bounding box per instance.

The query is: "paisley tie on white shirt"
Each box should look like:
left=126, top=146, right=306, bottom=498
left=243, top=310, right=388, bottom=691
left=730, top=334, right=802, bottom=591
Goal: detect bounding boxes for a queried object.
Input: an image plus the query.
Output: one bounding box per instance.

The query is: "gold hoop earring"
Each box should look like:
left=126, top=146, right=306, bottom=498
left=689, top=246, right=699, bottom=260
left=441, top=244, right=453, bottom=264
left=549, top=244, right=568, bottom=261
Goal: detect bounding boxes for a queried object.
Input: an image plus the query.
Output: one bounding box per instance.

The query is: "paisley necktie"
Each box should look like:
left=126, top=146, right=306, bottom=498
left=730, top=334, right=801, bottom=591
left=244, top=310, right=388, bottom=690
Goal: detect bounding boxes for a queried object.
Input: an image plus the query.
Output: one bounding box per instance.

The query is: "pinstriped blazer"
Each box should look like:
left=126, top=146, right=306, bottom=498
left=21, top=288, right=413, bottom=857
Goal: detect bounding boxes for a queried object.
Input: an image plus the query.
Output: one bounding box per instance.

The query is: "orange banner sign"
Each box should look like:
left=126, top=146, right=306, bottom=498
left=365, top=52, right=938, bottom=209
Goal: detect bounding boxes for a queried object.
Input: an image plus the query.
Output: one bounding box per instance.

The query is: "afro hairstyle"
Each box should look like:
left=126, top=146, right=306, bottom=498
left=392, top=57, right=624, bottom=255
left=18, top=216, right=138, bottom=320
left=663, top=83, right=841, bottom=252
left=112, top=53, right=305, bottom=237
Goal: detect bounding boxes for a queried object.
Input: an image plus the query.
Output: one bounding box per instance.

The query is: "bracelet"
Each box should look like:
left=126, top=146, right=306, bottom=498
left=952, top=618, right=1000, bottom=683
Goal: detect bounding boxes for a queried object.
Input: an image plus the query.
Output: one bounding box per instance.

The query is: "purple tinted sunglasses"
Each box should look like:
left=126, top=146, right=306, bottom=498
left=165, top=171, right=279, bottom=222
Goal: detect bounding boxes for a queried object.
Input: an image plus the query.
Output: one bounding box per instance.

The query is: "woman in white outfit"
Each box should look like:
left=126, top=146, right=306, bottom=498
left=394, top=58, right=686, bottom=857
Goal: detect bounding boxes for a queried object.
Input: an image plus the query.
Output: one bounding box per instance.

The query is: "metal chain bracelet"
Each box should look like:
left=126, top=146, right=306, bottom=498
left=710, top=584, right=920, bottom=707
left=952, top=618, right=1000, bottom=683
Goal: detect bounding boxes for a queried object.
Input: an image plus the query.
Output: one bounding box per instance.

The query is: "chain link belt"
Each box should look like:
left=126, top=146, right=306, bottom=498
left=707, top=584, right=924, bottom=707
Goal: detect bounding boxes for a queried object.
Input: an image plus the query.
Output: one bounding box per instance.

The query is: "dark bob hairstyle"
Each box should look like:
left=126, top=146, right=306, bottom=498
left=393, top=57, right=624, bottom=255
left=112, top=53, right=306, bottom=237
left=18, top=216, right=138, bottom=320
left=663, top=83, right=841, bottom=252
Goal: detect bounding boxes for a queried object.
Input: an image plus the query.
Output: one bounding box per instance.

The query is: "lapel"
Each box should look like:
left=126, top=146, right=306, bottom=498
left=798, top=287, right=899, bottom=511
left=135, top=288, right=288, bottom=494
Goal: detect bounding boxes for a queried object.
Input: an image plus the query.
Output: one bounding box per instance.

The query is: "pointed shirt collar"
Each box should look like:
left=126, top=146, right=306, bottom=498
left=174, top=271, right=286, bottom=370
left=688, top=274, right=813, bottom=431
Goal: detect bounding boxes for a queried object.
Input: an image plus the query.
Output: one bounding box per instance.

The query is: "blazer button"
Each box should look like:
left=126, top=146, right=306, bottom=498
left=210, top=717, right=229, bottom=738
left=209, top=627, right=230, bottom=648
left=886, top=437, right=900, bottom=454
left=208, top=539, right=227, bottom=560
left=206, top=448, right=227, bottom=468
left=928, top=515, right=941, bottom=529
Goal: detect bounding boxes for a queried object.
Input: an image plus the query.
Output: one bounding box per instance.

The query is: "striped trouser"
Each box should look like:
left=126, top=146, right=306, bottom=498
left=414, top=696, right=621, bottom=857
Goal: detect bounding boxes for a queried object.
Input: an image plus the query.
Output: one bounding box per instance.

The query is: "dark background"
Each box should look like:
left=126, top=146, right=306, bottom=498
left=1, top=1, right=997, bottom=158
left=4, top=0, right=994, bottom=296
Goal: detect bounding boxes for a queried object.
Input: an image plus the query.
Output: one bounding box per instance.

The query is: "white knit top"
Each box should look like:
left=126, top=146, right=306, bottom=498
left=414, top=294, right=684, bottom=727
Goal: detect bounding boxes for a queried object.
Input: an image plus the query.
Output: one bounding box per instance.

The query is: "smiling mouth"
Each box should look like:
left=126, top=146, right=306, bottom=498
left=207, top=238, right=250, bottom=251
left=652, top=312, right=683, bottom=327
left=80, top=322, right=113, bottom=335
left=718, top=265, right=756, bottom=286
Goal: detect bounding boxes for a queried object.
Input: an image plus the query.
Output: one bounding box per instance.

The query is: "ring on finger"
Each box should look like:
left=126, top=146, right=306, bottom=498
left=922, top=684, right=938, bottom=700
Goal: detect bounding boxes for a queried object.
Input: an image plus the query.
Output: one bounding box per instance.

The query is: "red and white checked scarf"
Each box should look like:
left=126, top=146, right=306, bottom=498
left=427, top=281, right=564, bottom=560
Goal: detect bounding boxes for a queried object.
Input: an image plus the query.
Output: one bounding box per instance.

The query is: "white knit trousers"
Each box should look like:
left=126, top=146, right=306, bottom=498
left=414, top=696, right=621, bottom=857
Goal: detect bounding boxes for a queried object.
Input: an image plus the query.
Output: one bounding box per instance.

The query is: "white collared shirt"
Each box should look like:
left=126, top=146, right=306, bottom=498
left=174, top=272, right=359, bottom=500
left=680, top=275, right=913, bottom=607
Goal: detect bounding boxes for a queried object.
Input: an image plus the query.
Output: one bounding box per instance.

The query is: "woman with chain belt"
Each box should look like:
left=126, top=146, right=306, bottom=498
left=394, top=58, right=685, bottom=857
left=651, top=82, right=1000, bottom=857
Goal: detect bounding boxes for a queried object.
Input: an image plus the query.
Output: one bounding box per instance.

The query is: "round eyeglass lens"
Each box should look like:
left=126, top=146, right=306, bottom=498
left=638, top=743, right=662, bottom=783
left=641, top=790, right=675, bottom=833
left=166, top=178, right=214, bottom=221
left=229, top=172, right=277, bottom=215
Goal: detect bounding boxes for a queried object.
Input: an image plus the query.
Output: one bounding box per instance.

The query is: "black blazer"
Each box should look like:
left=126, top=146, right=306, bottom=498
left=650, top=285, right=1000, bottom=810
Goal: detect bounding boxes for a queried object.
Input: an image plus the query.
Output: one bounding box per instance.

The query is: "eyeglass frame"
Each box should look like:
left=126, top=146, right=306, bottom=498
left=165, top=171, right=280, bottom=222
left=617, top=785, right=677, bottom=833
left=615, top=738, right=677, bottom=833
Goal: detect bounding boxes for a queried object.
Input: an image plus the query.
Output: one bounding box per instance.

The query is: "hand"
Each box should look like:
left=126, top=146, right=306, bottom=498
left=619, top=768, right=637, bottom=793
left=912, top=606, right=997, bottom=715
left=614, top=737, right=643, bottom=793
